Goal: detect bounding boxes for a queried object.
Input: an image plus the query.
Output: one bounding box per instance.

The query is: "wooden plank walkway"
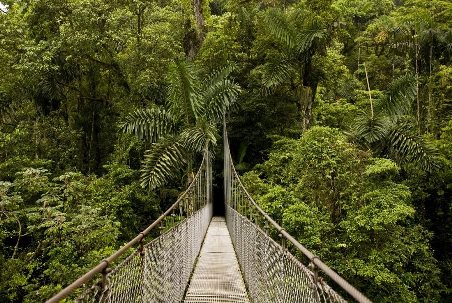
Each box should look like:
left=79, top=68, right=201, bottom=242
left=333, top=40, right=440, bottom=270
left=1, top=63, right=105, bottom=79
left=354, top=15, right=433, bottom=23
left=184, top=217, right=250, bottom=303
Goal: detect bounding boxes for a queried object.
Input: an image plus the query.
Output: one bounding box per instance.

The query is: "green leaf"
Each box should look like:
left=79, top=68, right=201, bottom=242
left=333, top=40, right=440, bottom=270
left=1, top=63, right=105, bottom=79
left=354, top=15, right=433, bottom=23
left=380, top=74, right=416, bottom=117
left=120, top=107, right=176, bottom=142
left=180, top=120, right=217, bottom=153
left=140, top=137, right=187, bottom=189
left=387, top=122, right=440, bottom=172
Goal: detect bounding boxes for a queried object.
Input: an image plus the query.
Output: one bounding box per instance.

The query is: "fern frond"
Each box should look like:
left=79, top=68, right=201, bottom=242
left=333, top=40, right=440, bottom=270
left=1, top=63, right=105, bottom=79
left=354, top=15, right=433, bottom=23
left=140, top=137, right=187, bottom=189
left=296, top=26, right=328, bottom=55
left=120, top=107, right=176, bottom=142
left=202, top=78, right=241, bottom=120
left=204, top=65, right=235, bottom=88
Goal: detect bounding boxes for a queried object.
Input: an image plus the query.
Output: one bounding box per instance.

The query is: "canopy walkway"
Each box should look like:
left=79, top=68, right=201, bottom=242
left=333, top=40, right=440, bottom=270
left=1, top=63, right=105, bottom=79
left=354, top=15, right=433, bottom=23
left=46, top=125, right=372, bottom=303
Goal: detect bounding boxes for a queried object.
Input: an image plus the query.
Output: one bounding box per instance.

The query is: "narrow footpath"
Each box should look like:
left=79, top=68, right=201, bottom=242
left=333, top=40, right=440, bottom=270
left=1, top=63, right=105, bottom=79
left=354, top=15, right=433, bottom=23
left=184, top=217, right=250, bottom=303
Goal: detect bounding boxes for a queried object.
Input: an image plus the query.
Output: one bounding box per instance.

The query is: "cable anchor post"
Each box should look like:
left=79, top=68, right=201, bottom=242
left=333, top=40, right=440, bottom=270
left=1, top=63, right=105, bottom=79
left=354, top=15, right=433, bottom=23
left=278, top=229, right=286, bottom=250
left=139, top=232, right=145, bottom=257
left=309, top=256, right=322, bottom=285
left=99, top=260, right=111, bottom=303
left=159, top=220, right=165, bottom=235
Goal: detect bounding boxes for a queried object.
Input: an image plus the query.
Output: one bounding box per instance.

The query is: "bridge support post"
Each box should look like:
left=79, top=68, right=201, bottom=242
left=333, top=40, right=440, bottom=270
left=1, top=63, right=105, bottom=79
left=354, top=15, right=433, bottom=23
left=99, top=264, right=111, bottom=303
left=309, top=256, right=321, bottom=284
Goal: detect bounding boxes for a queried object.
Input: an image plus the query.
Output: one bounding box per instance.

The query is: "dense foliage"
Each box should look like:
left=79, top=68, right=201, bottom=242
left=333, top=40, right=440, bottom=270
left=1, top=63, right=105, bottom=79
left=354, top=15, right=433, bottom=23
left=242, top=127, right=442, bottom=301
left=0, top=0, right=451, bottom=302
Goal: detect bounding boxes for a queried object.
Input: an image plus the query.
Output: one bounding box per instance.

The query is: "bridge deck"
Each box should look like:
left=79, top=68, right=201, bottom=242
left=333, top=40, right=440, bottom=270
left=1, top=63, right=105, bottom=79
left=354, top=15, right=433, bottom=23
left=184, top=217, right=250, bottom=303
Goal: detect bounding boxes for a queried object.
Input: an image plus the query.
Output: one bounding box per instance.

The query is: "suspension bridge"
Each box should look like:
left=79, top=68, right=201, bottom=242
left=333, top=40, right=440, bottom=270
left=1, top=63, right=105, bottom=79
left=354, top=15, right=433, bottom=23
left=46, top=125, right=372, bottom=303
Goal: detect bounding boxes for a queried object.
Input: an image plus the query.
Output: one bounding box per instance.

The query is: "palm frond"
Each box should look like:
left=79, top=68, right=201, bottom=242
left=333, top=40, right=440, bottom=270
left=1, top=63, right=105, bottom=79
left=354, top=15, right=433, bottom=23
left=296, top=21, right=328, bottom=55
left=203, top=65, right=235, bottom=88
left=203, top=79, right=241, bottom=120
left=167, top=60, right=200, bottom=122
left=140, top=136, right=187, bottom=189
left=387, top=122, right=439, bottom=172
left=263, top=9, right=297, bottom=51
left=120, top=107, right=176, bottom=142
left=200, top=66, right=241, bottom=120
left=380, top=74, right=416, bottom=117
left=180, top=120, right=218, bottom=153
left=352, top=111, right=390, bottom=145
left=261, top=60, right=294, bottom=88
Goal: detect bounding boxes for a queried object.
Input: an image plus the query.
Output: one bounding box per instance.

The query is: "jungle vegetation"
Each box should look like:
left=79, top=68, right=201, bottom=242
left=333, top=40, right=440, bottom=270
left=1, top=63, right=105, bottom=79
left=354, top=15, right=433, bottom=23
left=0, top=0, right=451, bottom=302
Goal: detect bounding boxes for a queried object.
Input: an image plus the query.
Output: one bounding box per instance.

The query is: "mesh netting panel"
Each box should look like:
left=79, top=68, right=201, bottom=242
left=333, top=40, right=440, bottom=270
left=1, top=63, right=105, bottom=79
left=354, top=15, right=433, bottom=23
left=76, top=205, right=212, bottom=303
left=107, top=251, right=143, bottom=302
left=141, top=205, right=211, bottom=302
left=226, top=207, right=346, bottom=303
left=54, top=134, right=368, bottom=303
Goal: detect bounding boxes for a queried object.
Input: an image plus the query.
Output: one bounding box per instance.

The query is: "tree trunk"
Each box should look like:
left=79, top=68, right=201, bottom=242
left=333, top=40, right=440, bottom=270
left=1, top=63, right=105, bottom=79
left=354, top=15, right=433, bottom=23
left=184, top=0, right=207, bottom=60
left=193, top=0, right=206, bottom=42
left=77, top=74, right=88, bottom=172
left=84, top=67, right=101, bottom=173
left=364, top=63, right=374, bottom=118
left=11, top=214, right=21, bottom=259
left=301, top=57, right=317, bottom=131
left=415, top=33, right=421, bottom=134
left=428, top=43, right=433, bottom=133
left=357, top=44, right=361, bottom=72
left=299, top=86, right=312, bottom=131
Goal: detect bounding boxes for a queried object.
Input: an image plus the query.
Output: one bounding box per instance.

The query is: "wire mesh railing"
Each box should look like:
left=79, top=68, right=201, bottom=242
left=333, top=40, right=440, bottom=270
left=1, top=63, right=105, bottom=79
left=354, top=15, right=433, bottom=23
left=46, top=150, right=213, bottom=303
left=223, top=123, right=372, bottom=303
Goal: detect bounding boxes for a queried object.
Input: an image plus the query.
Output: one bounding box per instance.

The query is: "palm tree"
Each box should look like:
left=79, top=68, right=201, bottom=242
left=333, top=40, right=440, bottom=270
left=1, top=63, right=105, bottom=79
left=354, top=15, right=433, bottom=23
left=121, top=60, right=240, bottom=189
left=352, top=73, right=439, bottom=171
left=257, top=8, right=331, bottom=131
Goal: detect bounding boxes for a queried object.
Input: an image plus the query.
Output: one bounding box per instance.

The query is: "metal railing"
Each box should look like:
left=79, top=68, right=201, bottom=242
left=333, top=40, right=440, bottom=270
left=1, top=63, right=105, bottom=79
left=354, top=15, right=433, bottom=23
left=46, top=151, right=212, bottom=303
left=223, top=122, right=372, bottom=303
